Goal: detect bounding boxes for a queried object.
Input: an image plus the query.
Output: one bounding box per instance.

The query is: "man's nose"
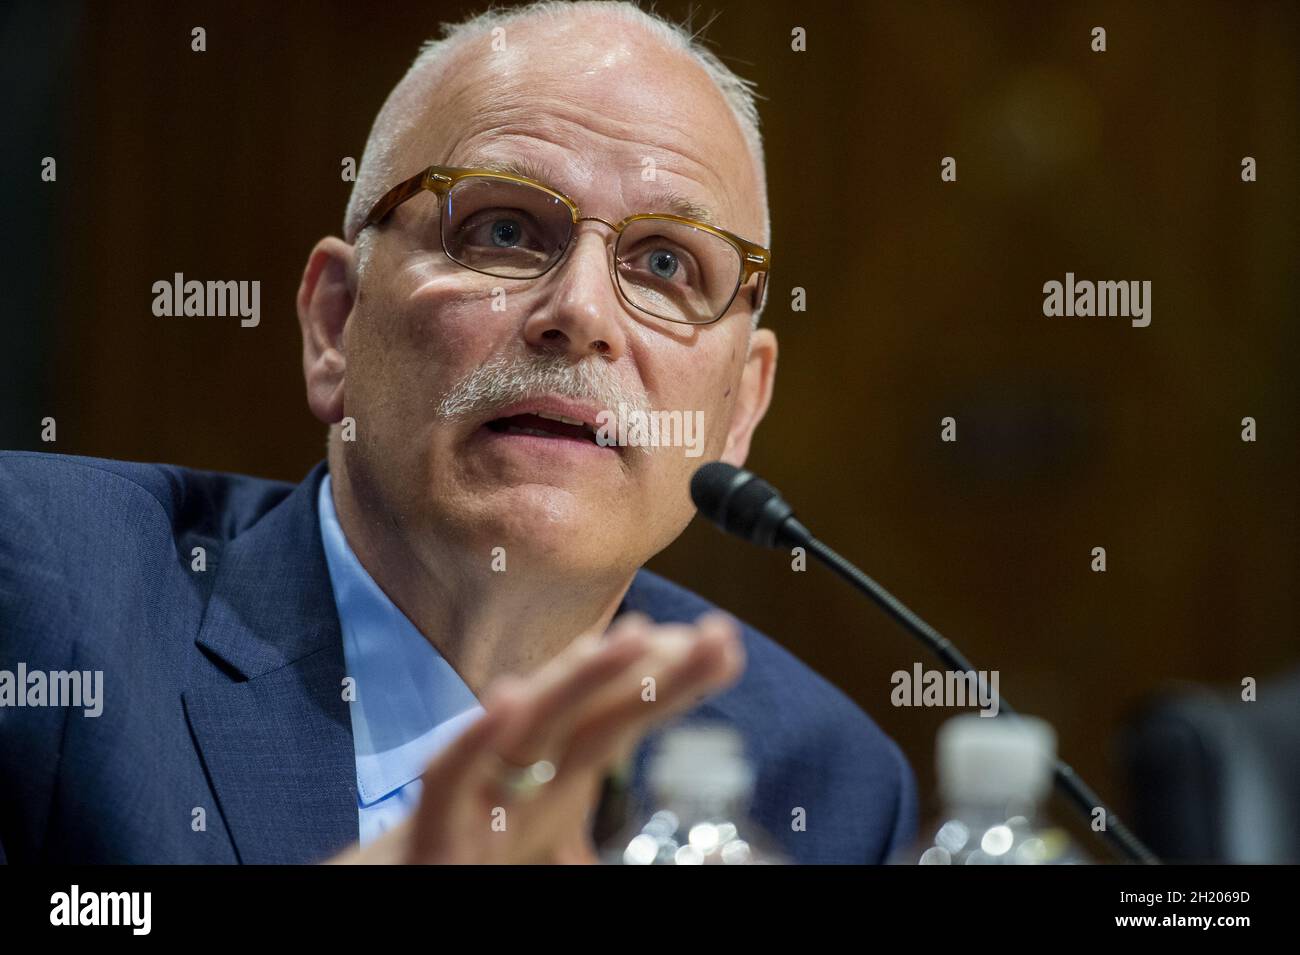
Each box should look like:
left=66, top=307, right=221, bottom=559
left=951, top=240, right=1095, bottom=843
left=521, top=222, right=627, bottom=360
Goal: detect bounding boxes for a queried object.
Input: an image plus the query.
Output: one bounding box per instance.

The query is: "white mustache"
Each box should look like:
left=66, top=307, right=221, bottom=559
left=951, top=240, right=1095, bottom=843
left=435, top=352, right=650, bottom=423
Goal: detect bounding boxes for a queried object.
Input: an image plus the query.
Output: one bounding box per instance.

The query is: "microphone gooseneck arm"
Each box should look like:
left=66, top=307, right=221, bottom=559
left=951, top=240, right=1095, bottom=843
left=801, top=531, right=1158, bottom=865
left=691, top=462, right=1160, bottom=865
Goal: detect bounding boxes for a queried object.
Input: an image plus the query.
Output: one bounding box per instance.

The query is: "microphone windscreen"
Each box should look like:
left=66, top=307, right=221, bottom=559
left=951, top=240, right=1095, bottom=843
left=691, top=462, right=784, bottom=544
left=690, top=461, right=747, bottom=526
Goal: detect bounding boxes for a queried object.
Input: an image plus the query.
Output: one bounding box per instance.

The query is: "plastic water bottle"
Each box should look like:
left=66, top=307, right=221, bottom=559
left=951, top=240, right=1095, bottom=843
left=894, top=714, right=1087, bottom=865
left=601, top=722, right=788, bottom=865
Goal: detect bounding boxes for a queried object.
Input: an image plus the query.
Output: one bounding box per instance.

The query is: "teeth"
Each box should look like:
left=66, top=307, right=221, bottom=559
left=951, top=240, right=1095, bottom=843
left=498, top=422, right=602, bottom=445
left=507, top=426, right=557, bottom=439
left=534, top=411, right=585, bottom=427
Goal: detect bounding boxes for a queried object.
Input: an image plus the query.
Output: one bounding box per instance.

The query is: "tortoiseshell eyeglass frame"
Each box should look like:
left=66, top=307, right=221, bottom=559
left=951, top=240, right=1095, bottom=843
left=359, top=163, right=771, bottom=326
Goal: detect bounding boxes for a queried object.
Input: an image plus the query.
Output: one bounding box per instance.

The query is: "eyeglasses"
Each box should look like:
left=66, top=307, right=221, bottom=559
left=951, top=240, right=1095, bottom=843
left=359, top=164, right=770, bottom=326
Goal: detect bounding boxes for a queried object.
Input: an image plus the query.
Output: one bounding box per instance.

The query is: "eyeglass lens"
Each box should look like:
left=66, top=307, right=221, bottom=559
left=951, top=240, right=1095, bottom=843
left=440, top=176, right=744, bottom=324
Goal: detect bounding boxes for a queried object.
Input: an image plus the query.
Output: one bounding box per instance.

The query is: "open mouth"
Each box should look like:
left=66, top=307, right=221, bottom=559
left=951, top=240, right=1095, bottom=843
left=484, top=410, right=602, bottom=445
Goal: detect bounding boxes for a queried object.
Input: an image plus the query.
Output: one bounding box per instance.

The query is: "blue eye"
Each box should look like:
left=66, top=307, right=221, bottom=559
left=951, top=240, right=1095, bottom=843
left=648, top=249, right=679, bottom=279
left=491, top=219, right=523, bottom=247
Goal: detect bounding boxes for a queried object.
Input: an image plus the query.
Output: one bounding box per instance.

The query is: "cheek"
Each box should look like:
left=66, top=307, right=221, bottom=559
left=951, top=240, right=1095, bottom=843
left=624, top=359, right=739, bottom=522
left=645, top=354, right=741, bottom=457
left=703, top=384, right=738, bottom=455
left=358, top=263, right=505, bottom=404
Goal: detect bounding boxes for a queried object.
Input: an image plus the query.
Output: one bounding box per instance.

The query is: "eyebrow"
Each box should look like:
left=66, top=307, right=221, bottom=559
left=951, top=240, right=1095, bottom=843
left=455, top=152, right=721, bottom=227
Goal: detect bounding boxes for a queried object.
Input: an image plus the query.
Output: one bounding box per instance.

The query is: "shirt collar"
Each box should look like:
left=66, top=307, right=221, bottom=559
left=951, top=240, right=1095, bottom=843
left=317, top=473, right=482, bottom=806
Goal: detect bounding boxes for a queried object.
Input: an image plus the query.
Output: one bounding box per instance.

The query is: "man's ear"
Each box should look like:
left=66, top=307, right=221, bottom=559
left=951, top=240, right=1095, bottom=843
left=720, top=328, right=777, bottom=467
left=297, top=237, right=356, bottom=425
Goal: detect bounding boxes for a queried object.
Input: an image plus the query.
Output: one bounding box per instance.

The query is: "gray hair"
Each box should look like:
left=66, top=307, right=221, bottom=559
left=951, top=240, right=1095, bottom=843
left=344, top=2, right=770, bottom=327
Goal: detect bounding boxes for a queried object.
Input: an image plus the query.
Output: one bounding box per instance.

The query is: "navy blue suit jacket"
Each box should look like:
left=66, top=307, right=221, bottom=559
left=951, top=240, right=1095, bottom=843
left=0, top=452, right=916, bottom=864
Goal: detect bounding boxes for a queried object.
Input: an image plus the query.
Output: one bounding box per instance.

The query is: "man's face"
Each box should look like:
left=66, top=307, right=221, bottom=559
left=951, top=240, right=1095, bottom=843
left=325, top=18, right=775, bottom=581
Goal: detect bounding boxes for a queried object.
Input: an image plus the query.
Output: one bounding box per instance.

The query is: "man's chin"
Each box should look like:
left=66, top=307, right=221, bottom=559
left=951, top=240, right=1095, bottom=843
left=438, top=482, right=619, bottom=547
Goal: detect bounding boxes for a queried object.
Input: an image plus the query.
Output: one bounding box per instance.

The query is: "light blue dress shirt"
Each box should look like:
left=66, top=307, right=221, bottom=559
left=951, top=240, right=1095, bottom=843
left=318, top=474, right=485, bottom=846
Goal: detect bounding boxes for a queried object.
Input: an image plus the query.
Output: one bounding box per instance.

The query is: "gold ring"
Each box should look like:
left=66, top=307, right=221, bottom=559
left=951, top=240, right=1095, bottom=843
left=493, top=756, right=557, bottom=800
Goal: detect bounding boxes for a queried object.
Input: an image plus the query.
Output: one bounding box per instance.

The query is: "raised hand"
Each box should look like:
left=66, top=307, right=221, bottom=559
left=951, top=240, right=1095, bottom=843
left=332, top=610, right=745, bottom=864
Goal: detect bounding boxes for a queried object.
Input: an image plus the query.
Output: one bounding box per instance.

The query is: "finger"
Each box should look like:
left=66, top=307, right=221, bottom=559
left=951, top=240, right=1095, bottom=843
left=559, top=617, right=745, bottom=775
left=515, top=611, right=653, bottom=702
left=406, top=685, right=528, bottom=860
left=495, top=755, right=610, bottom=863
left=453, top=618, right=740, bottom=862
left=442, top=617, right=730, bottom=799
left=579, top=614, right=745, bottom=751
left=424, top=618, right=652, bottom=827
left=553, top=612, right=653, bottom=665
left=494, top=612, right=727, bottom=768
left=508, top=625, right=742, bottom=837
left=694, top=611, right=748, bottom=679
left=607, top=610, right=654, bottom=634
left=416, top=676, right=525, bottom=808
left=491, top=615, right=655, bottom=764
left=409, top=617, right=739, bottom=863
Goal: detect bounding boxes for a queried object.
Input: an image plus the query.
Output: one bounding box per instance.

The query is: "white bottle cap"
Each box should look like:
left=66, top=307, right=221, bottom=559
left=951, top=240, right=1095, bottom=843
left=650, top=722, right=754, bottom=803
left=936, top=714, right=1056, bottom=806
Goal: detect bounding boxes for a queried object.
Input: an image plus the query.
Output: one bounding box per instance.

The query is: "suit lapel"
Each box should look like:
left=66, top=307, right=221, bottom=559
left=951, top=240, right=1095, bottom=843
left=183, top=462, right=358, bottom=864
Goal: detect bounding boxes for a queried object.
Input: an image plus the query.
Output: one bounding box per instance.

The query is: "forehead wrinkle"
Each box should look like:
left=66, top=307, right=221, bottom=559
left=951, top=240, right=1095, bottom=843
left=451, top=122, right=741, bottom=227
left=456, top=148, right=720, bottom=226
left=434, top=75, right=747, bottom=209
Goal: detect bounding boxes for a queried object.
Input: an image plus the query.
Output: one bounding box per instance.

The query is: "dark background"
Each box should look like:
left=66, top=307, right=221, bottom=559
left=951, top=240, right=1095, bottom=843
left=3, top=0, right=1297, bottom=852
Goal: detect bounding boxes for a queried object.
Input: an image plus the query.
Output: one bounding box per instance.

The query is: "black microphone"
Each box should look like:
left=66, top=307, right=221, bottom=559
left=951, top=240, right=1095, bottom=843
left=689, top=462, right=811, bottom=548
left=690, top=461, right=1160, bottom=865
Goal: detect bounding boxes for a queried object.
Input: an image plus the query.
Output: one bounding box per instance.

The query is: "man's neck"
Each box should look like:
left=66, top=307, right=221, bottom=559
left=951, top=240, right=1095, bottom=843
left=328, top=469, right=635, bottom=698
